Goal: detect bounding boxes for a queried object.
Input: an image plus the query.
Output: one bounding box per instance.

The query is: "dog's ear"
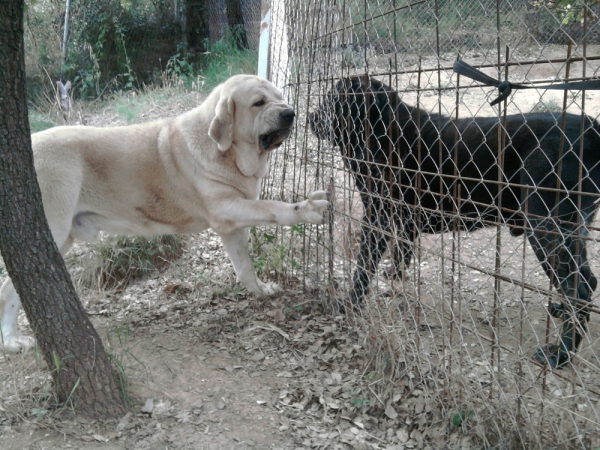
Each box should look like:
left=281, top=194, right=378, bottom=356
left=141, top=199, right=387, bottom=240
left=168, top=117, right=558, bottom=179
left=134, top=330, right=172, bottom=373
left=209, top=96, right=235, bottom=151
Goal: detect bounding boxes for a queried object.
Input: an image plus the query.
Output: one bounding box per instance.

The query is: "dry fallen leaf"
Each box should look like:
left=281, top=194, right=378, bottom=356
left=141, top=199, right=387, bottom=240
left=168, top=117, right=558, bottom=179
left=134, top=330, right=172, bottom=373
left=396, top=428, right=409, bottom=443
left=154, top=400, right=171, bottom=415
left=92, top=434, right=107, bottom=442
left=141, top=398, right=154, bottom=414
left=385, top=401, right=398, bottom=420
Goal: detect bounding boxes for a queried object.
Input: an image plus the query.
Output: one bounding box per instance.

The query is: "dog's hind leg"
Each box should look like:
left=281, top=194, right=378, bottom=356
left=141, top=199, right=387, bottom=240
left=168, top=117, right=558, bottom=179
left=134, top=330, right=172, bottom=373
left=0, top=226, right=74, bottom=352
left=350, top=197, right=394, bottom=308
left=386, top=206, right=418, bottom=281
left=0, top=194, right=76, bottom=352
left=525, top=201, right=597, bottom=368
left=351, top=225, right=391, bottom=307
left=0, top=279, right=36, bottom=352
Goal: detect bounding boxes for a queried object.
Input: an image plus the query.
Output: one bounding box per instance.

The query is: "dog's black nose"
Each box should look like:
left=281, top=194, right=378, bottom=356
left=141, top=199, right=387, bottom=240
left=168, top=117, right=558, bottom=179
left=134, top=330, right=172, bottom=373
left=280, top=109, right=295, bottom=125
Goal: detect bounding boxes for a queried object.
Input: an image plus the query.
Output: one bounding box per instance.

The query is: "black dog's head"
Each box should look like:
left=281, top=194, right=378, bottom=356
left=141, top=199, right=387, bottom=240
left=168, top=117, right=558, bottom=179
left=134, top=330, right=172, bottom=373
left=309, top=75, right=403, bottom=164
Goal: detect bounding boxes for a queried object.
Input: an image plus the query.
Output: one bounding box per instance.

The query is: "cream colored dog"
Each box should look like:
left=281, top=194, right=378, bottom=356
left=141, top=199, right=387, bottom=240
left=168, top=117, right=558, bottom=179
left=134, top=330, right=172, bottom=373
left=0, top=74, right=328, bottom=352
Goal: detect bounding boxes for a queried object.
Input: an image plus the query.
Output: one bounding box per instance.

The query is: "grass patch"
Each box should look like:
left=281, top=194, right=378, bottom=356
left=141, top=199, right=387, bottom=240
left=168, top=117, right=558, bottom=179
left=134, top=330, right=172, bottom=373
left=198, top=45, right=258, bottom=92
left=69, top=234, right=185, bottom=290
left=29, top=111, right=56, bottom=133
left=163, top=28, right=258, bottom=93
left=105, top=322, right=141, bottom=410
left=114, top=98, right=147, bottom=124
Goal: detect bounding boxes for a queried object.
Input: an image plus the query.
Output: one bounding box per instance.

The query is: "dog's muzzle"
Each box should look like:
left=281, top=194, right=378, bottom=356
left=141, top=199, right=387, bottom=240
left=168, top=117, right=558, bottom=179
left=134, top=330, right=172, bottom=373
left=259, top=108, right=295, bottom=150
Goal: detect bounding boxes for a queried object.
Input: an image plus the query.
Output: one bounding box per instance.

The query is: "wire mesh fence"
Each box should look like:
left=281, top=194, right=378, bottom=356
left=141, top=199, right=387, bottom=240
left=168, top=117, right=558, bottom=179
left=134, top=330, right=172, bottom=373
left=262, top=0, right=600, bottom=448
left=209, top=0, right=263, bottom=48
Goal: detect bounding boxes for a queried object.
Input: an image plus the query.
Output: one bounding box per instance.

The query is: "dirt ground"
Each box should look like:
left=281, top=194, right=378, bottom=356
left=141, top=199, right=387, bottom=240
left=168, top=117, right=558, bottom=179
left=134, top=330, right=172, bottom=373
left=1, top=44, right=600, bottom=450
left=1, top=232, right=380, bottom=450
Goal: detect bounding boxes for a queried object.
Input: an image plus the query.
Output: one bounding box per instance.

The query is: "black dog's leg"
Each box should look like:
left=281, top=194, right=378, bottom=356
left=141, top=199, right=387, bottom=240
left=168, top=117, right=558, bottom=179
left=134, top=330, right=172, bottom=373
left=526, top=209, right=596, bottom=368
left=349, top=195, right=393, bottom=308
left=385, top=207, right=417, bottom=280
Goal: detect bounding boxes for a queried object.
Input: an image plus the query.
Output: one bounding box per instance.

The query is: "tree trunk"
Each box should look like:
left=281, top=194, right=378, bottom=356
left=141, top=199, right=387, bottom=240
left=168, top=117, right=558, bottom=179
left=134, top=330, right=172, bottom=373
left=524, top=0, right=540, bottom=43
left=0, top=1, right=126, bottom=420
left=185, top=0, right=209, bottom=51
left=60, top=0, right=71, bottom=71
left=226, top=0, right=249, bottom=50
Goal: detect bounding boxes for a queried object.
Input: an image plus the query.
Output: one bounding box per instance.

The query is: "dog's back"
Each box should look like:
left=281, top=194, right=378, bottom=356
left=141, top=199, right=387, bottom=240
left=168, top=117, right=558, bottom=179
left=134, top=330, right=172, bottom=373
left=321, top=76, right=600, bottom=235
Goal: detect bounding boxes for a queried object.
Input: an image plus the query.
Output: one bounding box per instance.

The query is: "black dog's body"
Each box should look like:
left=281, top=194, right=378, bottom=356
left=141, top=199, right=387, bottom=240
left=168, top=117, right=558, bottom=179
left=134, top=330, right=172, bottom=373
left=310, top=76, right=600, bottom=368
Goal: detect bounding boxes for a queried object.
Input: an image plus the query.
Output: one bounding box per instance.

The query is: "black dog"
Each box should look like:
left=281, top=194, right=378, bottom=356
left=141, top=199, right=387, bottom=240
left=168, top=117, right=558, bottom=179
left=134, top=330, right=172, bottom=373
left=309, top=75, right=600, bottom=368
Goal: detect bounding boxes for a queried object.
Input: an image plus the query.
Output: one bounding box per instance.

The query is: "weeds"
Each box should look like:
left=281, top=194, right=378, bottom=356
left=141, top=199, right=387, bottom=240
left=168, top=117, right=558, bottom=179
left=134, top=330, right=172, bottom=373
left=196, top=29, right=258, bottom=91
left=106, top=323, right=140, bottom=409
left=68, top=235, right=185, bottom=291
left=113, top=94, right=147, bottom=124
left=250, top=223, right=309, bottom=279
left=29, top=111, right=57, bottom=133
left=167, top=43, right=196, bottom=80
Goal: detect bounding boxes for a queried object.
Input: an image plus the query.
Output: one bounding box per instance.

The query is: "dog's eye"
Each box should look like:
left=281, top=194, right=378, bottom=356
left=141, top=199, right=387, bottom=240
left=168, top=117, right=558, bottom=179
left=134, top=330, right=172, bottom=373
left=253, top=100, right=265, bottom=107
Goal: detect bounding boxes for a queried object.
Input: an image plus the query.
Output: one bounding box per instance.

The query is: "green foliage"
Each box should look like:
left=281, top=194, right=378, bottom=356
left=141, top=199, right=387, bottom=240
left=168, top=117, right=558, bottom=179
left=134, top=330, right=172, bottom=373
left=548, top=0, right=599, bottom=24
left=452, top=409, right=476, bottom=426
left=167, top=43, right=196, bottom=79
left=106, top=323, right=138, bottom=408
left=198, top=28, right=258, bottom=91
left=69, top=44, right=103, bottom=100
left=24, top=0, right=64, bottom=102
left=24, top=1, right=257, bottom=104
left=251, top=230, right=287, bottom=276
left=31, top=407, right=48, bottom=422
left=364, top=372, right=376, bottom=381
left=250, top=222, right=307, bottom=278
left=112, top=93, right=147, bottom=123
left=350, top=1, right=496, bottom=50
left=28, top=111, right=56, bottom=133
left=25, top=0, right=187, bottom=102
left=67, top=0, right=141, bottom=99
left=351, top=397, right=372, bottom=407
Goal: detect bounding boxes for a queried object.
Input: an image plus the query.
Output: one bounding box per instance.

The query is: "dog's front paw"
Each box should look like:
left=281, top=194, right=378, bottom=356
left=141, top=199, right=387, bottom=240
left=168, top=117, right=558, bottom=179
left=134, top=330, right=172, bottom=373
left=298, top=191, right=329, bottom=224
left=3, top=333, right=35, bottom=353
left=533, top=344, right=571, bottom=369
left=242, top=276, right=281, bottom=296
left=256, top=280, right=281, bottom=296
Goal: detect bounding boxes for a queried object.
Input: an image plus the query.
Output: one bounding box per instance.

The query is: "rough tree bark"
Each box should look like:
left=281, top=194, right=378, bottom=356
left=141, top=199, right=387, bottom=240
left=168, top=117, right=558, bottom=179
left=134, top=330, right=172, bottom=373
left=185, top=0, right=209, bottom=51
left=524, top=0, right=541, bottom=43
left=226, top=0, right=249, bottom=50
left=0, top=1, right=126, bottom=419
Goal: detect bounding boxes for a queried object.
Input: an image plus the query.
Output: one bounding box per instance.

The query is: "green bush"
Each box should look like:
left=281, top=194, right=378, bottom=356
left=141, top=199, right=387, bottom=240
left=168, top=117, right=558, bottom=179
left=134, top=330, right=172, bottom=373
left=70, top=235, right=185, bottom=290
left=197, top=28, right=258, bottom=91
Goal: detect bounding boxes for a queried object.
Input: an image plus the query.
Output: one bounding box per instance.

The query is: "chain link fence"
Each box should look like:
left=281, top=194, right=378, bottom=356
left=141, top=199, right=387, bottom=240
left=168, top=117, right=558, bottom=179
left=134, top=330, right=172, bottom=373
left=209, top=0, right=263, bottom=48
left=262, top=0, right=600, bottom=448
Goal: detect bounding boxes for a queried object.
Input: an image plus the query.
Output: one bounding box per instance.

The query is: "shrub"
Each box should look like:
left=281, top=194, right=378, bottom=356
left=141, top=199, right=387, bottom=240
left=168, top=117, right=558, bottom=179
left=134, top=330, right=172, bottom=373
left=69, top=235, right=185, bottom=290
